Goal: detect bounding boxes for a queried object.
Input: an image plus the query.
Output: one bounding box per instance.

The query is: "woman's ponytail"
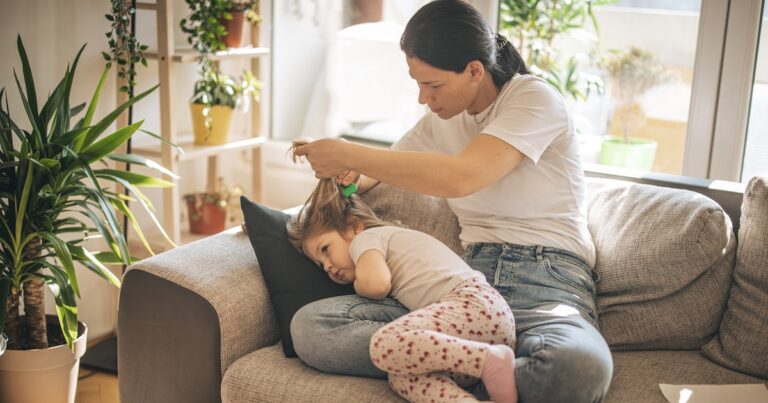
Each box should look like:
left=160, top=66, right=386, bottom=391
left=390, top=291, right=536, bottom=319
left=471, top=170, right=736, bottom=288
left=488, top=33, right=528, bottom=88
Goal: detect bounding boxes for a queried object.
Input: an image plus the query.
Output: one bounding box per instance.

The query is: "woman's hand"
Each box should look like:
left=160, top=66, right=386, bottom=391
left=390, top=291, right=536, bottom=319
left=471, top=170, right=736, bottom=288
left=293, top=138, right=352, bottom=178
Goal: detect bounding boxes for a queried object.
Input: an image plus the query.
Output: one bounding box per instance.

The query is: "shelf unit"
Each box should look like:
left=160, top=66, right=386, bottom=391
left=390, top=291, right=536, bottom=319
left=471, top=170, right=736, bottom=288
left=123, top=0, right=270, bottom=245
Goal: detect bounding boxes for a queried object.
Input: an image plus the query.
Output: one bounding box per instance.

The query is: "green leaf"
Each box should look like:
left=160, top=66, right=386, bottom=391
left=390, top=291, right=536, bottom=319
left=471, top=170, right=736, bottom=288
left=14, top=161, right=33, bottom=247
left=80, top=84, right=157, bottom=150
left=80, top=120, right=144, bottom=163
left=75, top=67, right=109, bottom=151
left=110, top=197, right=154, bottom=256
left=44, top=268, right=79, bottom=349
left=38, top=232, right=80, bottom=298
left=107, top=153, right=180, bottom=179
left=16, top=36, right=38, bottom=125
left=68, top=244, right=121, bottom=288
left=94, top=169, right=174, bottom=188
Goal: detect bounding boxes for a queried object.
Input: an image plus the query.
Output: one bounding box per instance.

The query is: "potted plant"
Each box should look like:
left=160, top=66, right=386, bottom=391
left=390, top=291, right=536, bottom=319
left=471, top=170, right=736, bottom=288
left=598, top=46, right=675, bottom=170
left=221, top=0, right=263, bottom=48
left=190, top=69, right=261, bottom=145
left=0, top=37, right=173, bottom=403
left=499, top=0, right=617, bottom=102
left=184, top=179, right=243, bottom=234
left=181, top=0, right=262, bottom=145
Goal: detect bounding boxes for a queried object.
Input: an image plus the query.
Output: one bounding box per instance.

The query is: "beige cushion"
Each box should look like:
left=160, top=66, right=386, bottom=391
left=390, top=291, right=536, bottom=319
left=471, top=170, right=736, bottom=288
left=606, top=351, right=767, bottom=403
left=587, top=179, right=736, bottom=350
left=222, top=344, right=404, bottom=403
left=702, top=176, right=768, bottom=378
left=362, top=183, right=463, bottom=255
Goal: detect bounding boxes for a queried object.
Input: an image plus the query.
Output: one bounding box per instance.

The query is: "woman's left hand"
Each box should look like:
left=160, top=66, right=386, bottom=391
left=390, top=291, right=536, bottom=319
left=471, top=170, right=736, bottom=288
left=293, top=138, right=352, bottom=178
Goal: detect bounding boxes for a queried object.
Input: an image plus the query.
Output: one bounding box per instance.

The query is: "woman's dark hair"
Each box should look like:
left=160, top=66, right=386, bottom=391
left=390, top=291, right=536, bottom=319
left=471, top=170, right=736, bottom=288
left=400, top=0, right=528, bottom=89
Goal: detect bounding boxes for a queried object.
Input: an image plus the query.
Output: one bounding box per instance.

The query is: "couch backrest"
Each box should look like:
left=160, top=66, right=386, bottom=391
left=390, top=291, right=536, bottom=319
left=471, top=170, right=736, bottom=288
left=586, top=178, right=736, bottom=350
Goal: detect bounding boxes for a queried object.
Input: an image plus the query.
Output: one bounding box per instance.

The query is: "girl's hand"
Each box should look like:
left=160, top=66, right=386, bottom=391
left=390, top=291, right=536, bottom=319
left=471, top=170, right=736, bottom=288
left=293, top=138, right=352, bottom=178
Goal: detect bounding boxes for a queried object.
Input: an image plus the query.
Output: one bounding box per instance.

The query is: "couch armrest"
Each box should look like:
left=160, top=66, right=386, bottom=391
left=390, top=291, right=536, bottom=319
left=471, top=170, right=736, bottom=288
left=118, top=228, right=279, bottom=403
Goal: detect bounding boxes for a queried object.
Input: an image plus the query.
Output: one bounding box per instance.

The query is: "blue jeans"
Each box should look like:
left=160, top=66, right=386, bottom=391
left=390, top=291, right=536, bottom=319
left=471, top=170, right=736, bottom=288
left=291, top=243, right=613, bottom=403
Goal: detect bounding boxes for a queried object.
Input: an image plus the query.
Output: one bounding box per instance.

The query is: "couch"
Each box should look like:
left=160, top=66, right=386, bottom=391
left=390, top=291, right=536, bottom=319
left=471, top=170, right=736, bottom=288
left=118, top=171, right=768, bottom=402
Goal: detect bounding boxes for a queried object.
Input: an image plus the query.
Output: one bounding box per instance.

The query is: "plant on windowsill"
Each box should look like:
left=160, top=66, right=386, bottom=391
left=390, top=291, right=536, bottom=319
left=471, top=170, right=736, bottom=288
left=190, top=69, right=261, bottom=145
left=498, top=0, right=618, bottom=102
left=598, top=46, right=676, bottom=170
left=0, top=36, right=174, bottom=402
left=184, top=178, right=244, bottom=235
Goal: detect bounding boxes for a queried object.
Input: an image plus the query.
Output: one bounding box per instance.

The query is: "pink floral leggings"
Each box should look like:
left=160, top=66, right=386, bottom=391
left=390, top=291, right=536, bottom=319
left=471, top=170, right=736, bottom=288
left=370, top=277, right=516, bottom=403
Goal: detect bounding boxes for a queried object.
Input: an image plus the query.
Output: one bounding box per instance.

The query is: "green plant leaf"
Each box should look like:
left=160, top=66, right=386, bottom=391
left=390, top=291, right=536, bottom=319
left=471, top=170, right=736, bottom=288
left=80, top=84, right=157, bottom=150
left=80, top=120, right=144, bottom=163
left=76, top=67, right=109, bottom=151
left=38, top=232, right=80, bottom=298
left=107, top=153, right=180, bottom=179
left=95, top=169, right=174, bottom=188
left=16, top=35, right=38, bottom=127
left=67, top=244, right=121, bottom=288
left=44, top=268, right=79, bottom=349
left=110, top=197, right=154, bottom=256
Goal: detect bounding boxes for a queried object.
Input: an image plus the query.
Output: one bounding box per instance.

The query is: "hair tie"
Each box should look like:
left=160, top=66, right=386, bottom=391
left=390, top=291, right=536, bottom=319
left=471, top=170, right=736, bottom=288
left=495, top=33, right=508, bottom=50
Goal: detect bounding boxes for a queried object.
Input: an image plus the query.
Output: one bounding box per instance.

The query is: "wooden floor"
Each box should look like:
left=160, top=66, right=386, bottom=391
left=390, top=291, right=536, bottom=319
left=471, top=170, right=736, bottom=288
left=75, top=368, right=119, bottom=403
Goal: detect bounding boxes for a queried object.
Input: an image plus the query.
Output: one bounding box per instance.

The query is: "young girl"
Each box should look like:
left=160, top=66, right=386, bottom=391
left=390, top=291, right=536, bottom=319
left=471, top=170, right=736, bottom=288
left=286, top=177, right=518, bottom=403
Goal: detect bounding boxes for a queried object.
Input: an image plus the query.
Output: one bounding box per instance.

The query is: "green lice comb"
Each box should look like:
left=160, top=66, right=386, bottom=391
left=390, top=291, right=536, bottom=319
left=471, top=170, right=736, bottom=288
left=341, top=182, right=358, bottom=197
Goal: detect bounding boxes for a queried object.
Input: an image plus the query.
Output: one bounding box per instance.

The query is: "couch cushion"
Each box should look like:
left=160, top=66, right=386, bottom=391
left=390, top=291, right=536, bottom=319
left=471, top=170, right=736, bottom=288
left=587, top=179, right=736, bottom=350
left=361, top=183, right=463, bottom=255
left=702, top=176, right=768, bottom=378
left=221, top=343, right=403, bottom=403
left=240, top=197, right=355, bottom=357
left=606, top=350, right=767, bottom=403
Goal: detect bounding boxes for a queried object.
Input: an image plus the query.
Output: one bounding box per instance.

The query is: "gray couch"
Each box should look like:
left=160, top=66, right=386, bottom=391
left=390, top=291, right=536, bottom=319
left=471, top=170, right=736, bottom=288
left=118, top=172, right=768, bottom=403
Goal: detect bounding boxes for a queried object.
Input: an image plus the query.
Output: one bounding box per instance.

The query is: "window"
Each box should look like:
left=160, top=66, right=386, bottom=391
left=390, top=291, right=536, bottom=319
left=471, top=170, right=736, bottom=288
left=741, top=3, right=768, bottom=181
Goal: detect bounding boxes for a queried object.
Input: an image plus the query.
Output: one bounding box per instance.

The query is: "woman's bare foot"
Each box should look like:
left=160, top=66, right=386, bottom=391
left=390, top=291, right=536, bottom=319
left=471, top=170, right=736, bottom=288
left=481, top=344, right=517, bottom=403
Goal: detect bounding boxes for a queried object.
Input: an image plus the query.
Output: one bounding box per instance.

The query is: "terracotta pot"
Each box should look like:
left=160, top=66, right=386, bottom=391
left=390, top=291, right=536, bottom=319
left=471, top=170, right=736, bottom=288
left=185, top=194, right=228, bottom=235
left=220, top=10, right=245, bottom=48
left=0, top=316, right=87, bottom=403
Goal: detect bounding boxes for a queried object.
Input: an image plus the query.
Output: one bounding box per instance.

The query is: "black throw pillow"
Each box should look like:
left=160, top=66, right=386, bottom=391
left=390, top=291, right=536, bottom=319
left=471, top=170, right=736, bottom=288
left=240, top=196, right=355, bottom=357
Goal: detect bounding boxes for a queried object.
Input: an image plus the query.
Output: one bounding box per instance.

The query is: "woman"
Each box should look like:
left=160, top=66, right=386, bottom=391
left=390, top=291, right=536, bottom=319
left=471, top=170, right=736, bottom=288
left=291, top=1, right=613, bottom=402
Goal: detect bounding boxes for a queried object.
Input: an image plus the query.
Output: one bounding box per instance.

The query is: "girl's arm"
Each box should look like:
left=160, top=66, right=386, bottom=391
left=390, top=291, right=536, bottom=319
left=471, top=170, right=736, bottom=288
left=295, top=134, right=524, bottom=198
left=353, top=250, right=392, bottom=300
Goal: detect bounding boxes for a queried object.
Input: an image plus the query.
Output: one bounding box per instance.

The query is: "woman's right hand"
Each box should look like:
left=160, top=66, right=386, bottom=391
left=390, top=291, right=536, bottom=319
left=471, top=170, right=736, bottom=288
left=336, top=170, right=361, bottom=187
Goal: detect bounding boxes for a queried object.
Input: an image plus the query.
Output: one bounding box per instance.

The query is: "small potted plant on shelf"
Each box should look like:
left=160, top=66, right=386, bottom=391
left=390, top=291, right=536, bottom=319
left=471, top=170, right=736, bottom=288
left=0, top=37, right=173, bottom=403
left=221, top=0, right=263, bottom=48
left=598, top=46, right=676, bottom=170
left=190, top=69, right=261, bottom=145
left=184, top=179, right=244, bottom=235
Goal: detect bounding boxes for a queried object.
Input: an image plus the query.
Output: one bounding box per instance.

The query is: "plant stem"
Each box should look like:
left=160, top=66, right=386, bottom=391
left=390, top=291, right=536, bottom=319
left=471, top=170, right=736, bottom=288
left=23, top=238, right=47, bottom=349
left=4, top=286, right=20, bottom=349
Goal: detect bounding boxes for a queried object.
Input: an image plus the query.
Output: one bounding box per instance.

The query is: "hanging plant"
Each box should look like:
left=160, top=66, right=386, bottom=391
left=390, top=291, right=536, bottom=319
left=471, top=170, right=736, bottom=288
left=103, top=0, right=149, bottom=93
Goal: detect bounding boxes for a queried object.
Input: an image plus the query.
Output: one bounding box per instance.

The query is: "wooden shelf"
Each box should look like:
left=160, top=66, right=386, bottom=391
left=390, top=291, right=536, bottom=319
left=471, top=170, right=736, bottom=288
left=146, top=46, right=270, bottom=63
left=132, top=134, right=266, bottom=162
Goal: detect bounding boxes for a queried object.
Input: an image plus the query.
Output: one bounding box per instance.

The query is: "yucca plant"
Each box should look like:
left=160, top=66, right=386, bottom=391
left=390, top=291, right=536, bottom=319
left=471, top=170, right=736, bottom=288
left=0, top=36, right=175, bottom=351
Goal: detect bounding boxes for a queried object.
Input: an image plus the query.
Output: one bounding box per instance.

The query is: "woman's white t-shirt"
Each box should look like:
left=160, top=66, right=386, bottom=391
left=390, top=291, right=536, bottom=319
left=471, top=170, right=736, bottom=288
left=392, top=74, right=596, bottom=267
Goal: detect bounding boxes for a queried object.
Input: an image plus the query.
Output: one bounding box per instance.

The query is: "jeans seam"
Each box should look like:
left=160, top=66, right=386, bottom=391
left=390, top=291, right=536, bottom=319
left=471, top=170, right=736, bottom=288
left=344, top=300, right=407, bottom=321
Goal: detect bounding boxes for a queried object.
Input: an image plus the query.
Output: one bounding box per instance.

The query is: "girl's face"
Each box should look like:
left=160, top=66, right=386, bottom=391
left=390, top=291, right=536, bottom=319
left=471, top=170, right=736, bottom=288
left=406, top=56, right=482, bottom=120
left=303, top=226, right=358, bottom=285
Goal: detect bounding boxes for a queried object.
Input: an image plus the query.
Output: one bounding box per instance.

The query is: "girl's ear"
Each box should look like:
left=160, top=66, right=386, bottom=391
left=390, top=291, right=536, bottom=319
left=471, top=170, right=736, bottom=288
left=350, top=217, right=365, bottom=234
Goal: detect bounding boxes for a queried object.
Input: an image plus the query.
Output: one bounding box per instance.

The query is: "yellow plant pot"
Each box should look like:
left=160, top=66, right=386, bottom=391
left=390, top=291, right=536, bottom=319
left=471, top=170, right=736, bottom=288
left=190, top=103, right=234, bottom=145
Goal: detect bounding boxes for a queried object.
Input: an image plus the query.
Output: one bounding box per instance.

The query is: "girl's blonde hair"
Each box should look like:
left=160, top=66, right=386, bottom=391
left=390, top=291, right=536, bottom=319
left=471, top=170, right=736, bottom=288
left=286, top=142, right=391, bottom=253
